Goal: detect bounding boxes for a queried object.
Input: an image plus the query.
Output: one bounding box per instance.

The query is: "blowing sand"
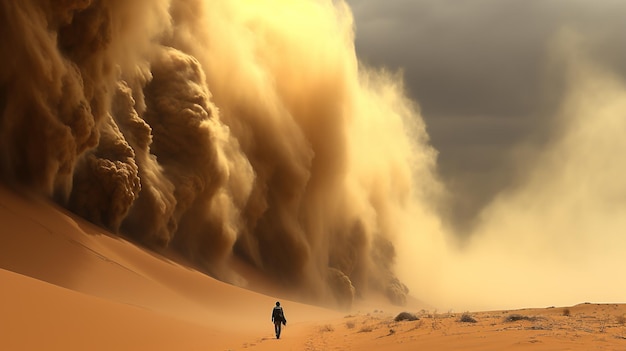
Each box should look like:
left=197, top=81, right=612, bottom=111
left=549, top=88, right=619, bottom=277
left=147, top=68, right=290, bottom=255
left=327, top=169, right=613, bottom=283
left=1, top=185, right=625, bottom=351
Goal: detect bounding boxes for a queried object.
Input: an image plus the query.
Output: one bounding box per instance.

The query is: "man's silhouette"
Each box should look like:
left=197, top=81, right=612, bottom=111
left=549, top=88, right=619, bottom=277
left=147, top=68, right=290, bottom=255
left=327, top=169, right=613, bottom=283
left=271, top=301, right=287, bottom=339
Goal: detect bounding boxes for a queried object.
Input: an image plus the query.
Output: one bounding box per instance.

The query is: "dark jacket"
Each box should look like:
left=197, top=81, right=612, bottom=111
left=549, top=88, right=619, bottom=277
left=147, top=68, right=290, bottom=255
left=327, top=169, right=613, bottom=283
left=272, top=306, right=286, bottom=324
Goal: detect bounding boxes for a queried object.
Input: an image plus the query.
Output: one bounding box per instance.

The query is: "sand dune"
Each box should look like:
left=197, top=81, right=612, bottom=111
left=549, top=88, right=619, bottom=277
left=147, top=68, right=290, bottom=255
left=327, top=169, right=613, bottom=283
left=0, top=185, right=340, bottom=350
left=1, top=185, right=625, bottom=350
left=0, top=268, right=232, bottom=351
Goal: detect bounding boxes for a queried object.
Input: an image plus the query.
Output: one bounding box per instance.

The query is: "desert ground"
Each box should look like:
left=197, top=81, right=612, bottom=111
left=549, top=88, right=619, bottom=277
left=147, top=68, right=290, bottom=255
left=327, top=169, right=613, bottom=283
left=1, top=184, right=625, bottom=351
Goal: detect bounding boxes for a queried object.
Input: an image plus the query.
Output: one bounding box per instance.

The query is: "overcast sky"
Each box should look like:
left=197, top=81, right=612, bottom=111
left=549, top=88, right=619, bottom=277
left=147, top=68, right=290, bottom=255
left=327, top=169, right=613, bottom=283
left=346, top=0, right=626, bottom=234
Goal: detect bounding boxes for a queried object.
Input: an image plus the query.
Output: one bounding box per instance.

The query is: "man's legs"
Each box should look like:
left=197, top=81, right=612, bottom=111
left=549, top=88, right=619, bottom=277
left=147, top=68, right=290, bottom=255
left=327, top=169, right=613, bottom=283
left=274, top=321, right=282, bottom=339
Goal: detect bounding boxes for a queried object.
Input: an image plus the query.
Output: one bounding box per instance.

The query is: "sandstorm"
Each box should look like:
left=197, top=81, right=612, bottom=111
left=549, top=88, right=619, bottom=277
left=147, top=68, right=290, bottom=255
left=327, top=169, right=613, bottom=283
left=0, top=0, right=624, bottom=311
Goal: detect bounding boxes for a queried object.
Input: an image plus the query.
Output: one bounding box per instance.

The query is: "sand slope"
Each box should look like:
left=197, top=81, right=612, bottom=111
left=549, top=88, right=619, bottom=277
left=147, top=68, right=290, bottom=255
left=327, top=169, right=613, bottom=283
left=0, top=268, right=230, bottom=351
left=0, top=186, right=339, bottom=350
left=1, top=185, right=625, bottom=351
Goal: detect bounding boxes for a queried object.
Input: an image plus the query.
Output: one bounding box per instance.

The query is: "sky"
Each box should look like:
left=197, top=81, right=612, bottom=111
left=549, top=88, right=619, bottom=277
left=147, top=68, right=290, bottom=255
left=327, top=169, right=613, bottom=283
left=346, top=0, right=626, bottom=235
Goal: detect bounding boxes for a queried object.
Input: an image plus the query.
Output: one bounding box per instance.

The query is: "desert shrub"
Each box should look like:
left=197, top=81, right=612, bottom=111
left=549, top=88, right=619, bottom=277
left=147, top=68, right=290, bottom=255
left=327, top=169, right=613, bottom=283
left=358, top=325, right=374, bottom=333
left=617, top=315, right=626, bottom=325
left=504, top=314, right=536, bottom=322
left=394, top=312, right=419, bottom=322
left=562, top=308, right=571, bottom=317
left=459, top=312, right=477, bottom=323
left=346, top=320, right=356, bottom=329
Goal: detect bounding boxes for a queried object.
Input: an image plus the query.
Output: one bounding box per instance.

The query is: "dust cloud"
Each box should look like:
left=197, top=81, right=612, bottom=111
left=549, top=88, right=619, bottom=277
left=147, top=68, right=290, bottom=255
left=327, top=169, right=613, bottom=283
left=2, top=0, right=624, bottom=312
left=0, top=0, right=441, bottom=308
left=396, top=31, right=626, bottom=311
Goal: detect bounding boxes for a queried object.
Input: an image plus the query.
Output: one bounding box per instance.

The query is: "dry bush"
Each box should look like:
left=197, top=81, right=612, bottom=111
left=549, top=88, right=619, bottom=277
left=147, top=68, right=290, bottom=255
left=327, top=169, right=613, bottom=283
left=394, top=312, right=419, bottom=322
left=459, top=312, right=477, bottom=323
left=346, top=320, right=356, bottom=329
left=358, top=325, right=374, bottom=333
left=562, top=308, right=571, bottom=317
left=617, top=315, right=626, bottom=325
left=504, top=314, right=537, bottom=322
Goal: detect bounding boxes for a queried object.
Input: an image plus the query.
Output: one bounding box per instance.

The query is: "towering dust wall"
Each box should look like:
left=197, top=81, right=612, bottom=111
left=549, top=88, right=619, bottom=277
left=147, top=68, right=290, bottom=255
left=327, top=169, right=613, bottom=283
left=0, top=0, right=440, bottom=307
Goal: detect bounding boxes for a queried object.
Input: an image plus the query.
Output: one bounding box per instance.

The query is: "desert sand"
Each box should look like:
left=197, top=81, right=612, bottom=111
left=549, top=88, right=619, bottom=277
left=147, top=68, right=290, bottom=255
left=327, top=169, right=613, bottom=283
left=1, top=184, right=625, bottom=351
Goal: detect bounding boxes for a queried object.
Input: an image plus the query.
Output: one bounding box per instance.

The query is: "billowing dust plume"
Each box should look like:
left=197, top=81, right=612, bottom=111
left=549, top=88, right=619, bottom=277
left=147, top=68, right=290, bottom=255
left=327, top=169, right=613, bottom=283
left=395, top=30, right=626, bottom=311
left=0, top=0, right=440, bottom=307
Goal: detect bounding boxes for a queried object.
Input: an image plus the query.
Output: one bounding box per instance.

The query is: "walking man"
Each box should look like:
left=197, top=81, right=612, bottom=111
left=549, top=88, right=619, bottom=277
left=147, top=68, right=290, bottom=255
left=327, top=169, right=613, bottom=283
left=271, top=301, right=287, bottom=339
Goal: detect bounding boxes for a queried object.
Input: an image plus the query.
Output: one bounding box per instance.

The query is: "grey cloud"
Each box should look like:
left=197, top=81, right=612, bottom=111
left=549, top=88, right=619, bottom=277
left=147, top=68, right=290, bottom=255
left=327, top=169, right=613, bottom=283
left=347, top=0, right=626, bottom=233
